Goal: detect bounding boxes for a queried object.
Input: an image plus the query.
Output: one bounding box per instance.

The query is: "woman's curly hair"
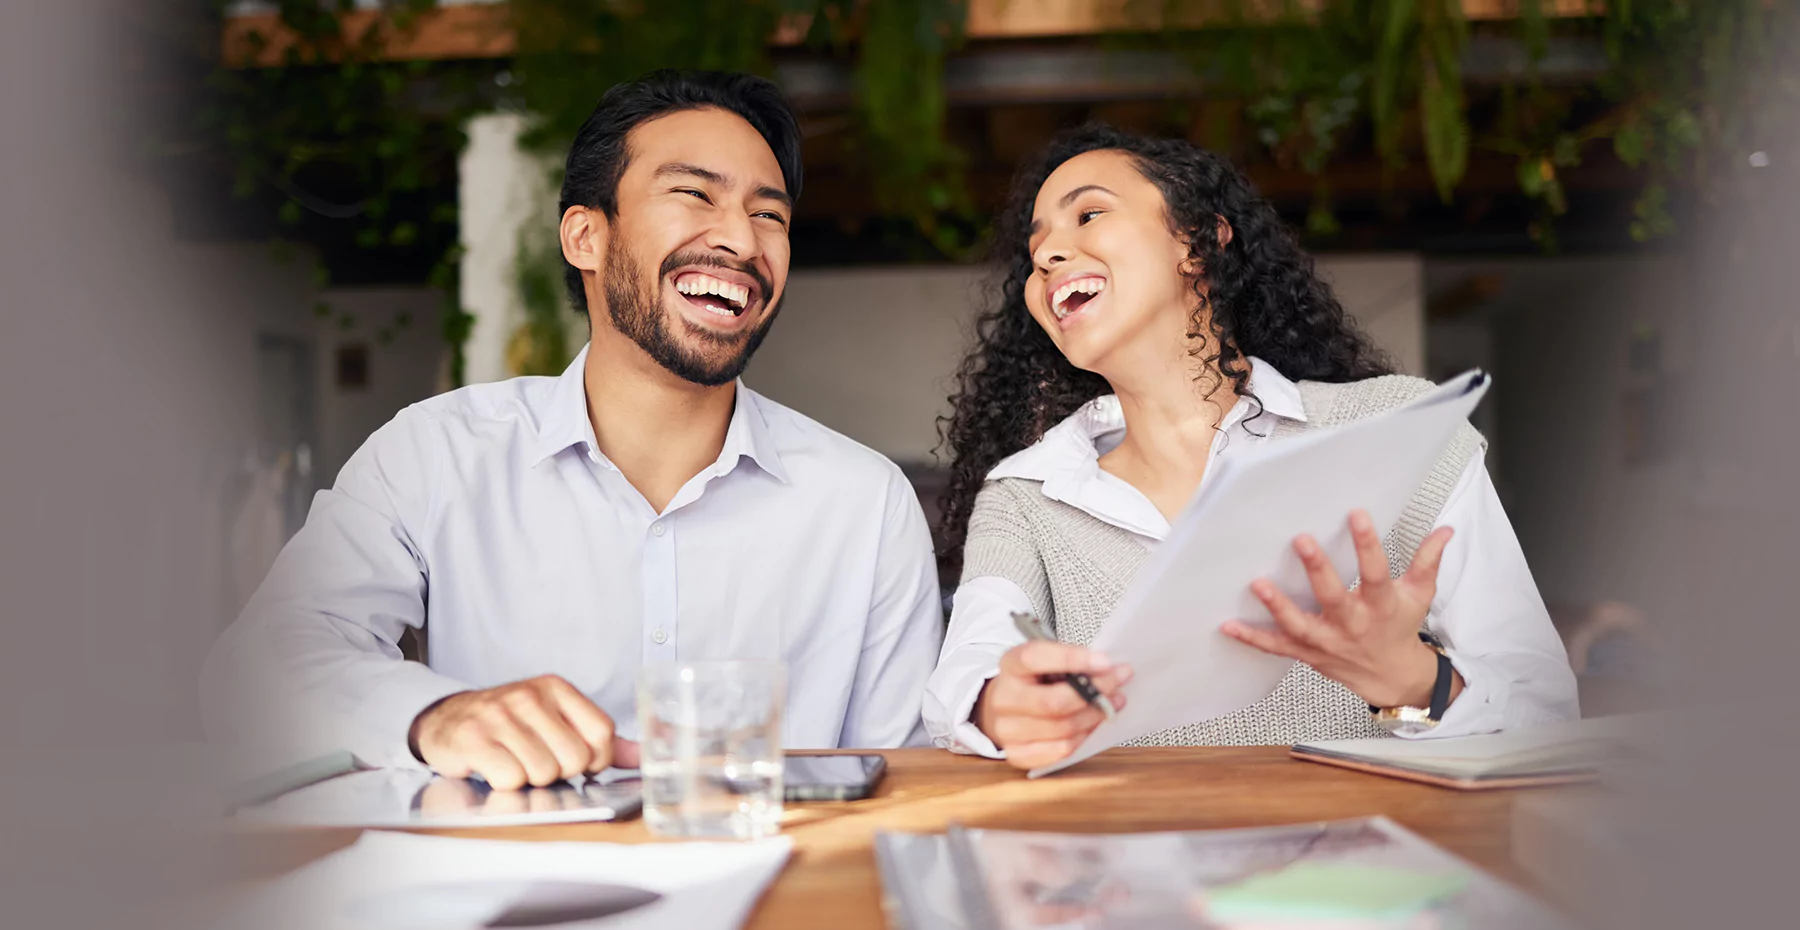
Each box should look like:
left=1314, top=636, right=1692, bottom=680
left=936, top=123, right=1393, bottom=565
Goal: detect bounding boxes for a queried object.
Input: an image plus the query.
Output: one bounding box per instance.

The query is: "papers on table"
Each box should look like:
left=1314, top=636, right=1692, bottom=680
left=875, top=816, right=1569, bottom=930
left=233, top=767, right=643, bottom=828
left=213, top=831, right=791, bottom=930
left=1032, top=370, right=1491, bottom=777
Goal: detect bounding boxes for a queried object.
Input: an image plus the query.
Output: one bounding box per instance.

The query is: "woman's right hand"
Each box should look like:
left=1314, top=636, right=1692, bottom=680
left=975, top=641, right=1133, bottom=770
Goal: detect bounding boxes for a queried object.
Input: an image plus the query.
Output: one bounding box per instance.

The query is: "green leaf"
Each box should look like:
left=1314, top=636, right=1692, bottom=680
left=1614, top=123, right=1648, bottom=168
left=1420, top=72, right=1469, bottom=203
left=1517, top=158, right=1547, bottom=197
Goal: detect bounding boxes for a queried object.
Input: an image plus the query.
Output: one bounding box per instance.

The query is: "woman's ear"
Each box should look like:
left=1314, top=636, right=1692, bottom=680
left=1215, top=215, right=1234, bottom=248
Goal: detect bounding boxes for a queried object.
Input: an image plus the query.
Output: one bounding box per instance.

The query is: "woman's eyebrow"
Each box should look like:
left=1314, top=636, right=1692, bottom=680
left=1057, top=184, right=1116, bottom=208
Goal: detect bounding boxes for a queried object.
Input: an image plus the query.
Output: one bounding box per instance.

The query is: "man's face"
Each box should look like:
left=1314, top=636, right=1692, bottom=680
left=589, top=107, right=793, bottom=386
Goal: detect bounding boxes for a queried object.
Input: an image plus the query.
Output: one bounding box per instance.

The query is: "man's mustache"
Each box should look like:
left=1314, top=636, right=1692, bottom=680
left=658, top=250, right=774, bottom=306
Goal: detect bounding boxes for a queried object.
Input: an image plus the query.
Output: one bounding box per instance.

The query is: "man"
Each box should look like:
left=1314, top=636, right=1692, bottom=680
left=202, top=71, right=945, bottom=790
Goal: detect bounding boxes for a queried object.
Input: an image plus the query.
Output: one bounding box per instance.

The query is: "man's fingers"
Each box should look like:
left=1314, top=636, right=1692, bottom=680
left=506, top=694, right=594, bottom=780
left=610, top=737, right=641, bottom=770
left=460, top=739, right=530, bottom=792
left=541, top=678, right=619, bottom=771
left=1348, top=510, right=1392, bottom=594
left=489, top=714, right=564, bottom=787
left=1404, top=526, right=1455, bottom=589
left=1292, top=534, right=1349, bottom=612
left=999, top=640, right=1114, bottom=678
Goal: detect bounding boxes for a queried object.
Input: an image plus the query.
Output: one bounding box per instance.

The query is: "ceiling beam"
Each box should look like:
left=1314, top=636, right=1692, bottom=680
left=221, top=0, right=1605, bottom=68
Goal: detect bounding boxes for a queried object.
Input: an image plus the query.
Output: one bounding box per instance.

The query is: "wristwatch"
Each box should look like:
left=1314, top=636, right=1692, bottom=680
left=1370, top=632, right=1453, bottom=733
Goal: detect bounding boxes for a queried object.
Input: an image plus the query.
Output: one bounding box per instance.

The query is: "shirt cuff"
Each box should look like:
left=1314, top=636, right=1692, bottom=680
left=947, top=667, right=1007, bottom=759
left=350, top=661, right=473, bottom=769
left=1390, top=647, right=1501, bottom=740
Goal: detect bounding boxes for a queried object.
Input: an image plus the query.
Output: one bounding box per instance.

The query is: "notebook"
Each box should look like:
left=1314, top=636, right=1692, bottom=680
left=1290, top=716, right=1648, bottom=789
left=873, top=816, right=1569, bottom=930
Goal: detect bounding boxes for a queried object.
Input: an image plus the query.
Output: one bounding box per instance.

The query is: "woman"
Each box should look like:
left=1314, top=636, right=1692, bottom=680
left=923, top=124, right=1578, bottom=771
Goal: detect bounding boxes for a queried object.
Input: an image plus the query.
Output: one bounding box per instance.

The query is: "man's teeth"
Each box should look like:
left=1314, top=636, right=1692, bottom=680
left=1052, top=277, right=1106, bottom=318
left=674, top=274, right=750, bottom=313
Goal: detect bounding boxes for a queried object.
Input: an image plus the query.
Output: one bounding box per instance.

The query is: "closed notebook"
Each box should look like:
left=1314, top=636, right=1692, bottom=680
left=1290, top=716, right=1648, bottom=789
left=874, top=816, right=1568, bottom=930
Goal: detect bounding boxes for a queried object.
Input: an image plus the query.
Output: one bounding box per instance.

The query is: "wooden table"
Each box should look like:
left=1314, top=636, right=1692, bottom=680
left=244, top=747, right=1555, bottom=929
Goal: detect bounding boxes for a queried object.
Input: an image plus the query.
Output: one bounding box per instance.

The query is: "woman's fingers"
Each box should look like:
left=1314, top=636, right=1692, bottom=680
left=1348, top=510, right=1392, bottom=595
left=999, top=640, right=1115, bottom=678
left=1002, top=737, right=1086, bottom=771
left=1251, top=580, right=1330, bottom=648
left=1221, top=619, right=1317, bottom=663
left=1292, top=534, right=1348, bottom=612
left=990, top=705, right=1105, bottom=745
left=1404, top=526, right=1455, bottom=589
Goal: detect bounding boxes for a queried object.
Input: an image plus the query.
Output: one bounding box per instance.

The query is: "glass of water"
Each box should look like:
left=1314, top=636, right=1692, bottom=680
left=636, top=660, right=785, bottom=839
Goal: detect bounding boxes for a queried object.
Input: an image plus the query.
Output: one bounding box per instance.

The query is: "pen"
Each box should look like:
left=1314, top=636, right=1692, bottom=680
left=1010, top=612, right=1117, bottom=720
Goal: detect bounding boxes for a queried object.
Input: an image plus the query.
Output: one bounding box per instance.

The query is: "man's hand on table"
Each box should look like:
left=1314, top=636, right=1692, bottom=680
left=408, top=674, right=640, bottom=790
left=975, top=641, right=1133, bottom=771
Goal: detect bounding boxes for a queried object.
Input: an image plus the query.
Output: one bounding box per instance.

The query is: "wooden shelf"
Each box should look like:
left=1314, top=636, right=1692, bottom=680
left=222, top=0, right=1605, bottom=68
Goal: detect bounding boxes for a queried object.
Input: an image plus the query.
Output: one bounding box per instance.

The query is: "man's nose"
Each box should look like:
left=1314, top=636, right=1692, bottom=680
left=703, top=206, right=760, bottom=261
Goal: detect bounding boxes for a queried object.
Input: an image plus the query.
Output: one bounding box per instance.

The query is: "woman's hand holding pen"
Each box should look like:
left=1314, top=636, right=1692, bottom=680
left=975, top=642, right=1134, bottom=771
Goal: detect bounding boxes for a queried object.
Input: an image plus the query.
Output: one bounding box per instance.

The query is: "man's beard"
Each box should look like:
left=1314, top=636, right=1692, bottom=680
left=601, top=237, right=781, bottom=387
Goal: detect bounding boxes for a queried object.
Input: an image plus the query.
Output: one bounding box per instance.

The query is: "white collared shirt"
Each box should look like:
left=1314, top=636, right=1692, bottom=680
left=922, top=358, right=1579, bottom=757
left=202, top=346, right=945, bottom=768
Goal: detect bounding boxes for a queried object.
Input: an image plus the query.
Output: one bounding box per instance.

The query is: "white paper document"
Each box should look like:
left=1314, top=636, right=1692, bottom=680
left=1031, top=370, right=1491, bottom=777
left=210, top=831, right=792, bottom=930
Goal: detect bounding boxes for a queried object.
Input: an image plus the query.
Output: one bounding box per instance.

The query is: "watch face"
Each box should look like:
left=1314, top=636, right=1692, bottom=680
left=1373, top=706, right=1438, bottom=733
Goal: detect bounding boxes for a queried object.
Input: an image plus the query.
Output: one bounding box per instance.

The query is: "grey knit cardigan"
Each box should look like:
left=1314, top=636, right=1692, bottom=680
left=961, top=375, right=1485, bottom=746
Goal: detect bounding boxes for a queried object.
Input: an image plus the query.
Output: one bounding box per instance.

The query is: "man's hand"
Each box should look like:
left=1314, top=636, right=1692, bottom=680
left=1221, top=509, right=1463, bottom=710
left=975, top=641, right=1133, bottom=771
left=409, top=675, right=641, bottom=790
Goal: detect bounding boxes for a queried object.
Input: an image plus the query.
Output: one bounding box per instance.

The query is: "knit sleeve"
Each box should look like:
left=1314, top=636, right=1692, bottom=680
left=959, top=479, right=1055, bottom=624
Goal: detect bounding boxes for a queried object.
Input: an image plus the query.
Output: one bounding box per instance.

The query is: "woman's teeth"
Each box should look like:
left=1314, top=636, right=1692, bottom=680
left=1052, top=277, right=1106, bottom=319
left=675, top=273, right=750, bottom=315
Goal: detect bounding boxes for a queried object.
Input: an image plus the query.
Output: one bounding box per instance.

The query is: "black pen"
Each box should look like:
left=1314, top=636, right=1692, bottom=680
left=1010, top=612, right=1117, bottom=719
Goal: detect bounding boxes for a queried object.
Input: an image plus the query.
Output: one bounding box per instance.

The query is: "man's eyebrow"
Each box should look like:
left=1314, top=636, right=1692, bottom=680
left=753, top=184, right=793, bottom=210
left=653, top=162, right=728, bottom=186
left=654, top=162, right=791, bottom=209
left=1058, top=184, right=1116, bottom=209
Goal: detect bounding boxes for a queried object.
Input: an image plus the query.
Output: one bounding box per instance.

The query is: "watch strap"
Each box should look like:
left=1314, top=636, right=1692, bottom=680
left=1368, top=631, right=1452, bottom=718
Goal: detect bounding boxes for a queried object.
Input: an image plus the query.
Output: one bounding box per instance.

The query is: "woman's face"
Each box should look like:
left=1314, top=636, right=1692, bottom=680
left=1024, top=149, right=1196, bottom=375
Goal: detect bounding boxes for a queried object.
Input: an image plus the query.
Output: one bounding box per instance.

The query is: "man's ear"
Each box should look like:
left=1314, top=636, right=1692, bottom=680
left=560, top=205, right=606, bottom=280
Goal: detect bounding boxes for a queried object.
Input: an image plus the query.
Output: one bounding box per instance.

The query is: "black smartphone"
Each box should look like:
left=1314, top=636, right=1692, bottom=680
left=783, top=753, right=887, bottom=802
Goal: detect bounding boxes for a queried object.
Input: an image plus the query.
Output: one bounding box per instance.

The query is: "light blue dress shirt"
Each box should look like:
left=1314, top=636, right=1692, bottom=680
left=203, top=346, right=945, bottom=768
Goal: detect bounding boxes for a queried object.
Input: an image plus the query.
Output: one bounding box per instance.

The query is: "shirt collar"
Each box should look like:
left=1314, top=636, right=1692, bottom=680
left=987, top=355, right=1308, bottom=483
left=532, top=344, right=790, bottom=485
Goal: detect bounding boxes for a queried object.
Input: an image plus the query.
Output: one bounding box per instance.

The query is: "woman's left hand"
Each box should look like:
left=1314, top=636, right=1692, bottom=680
left=1221, top=510, right=1460, bottom=710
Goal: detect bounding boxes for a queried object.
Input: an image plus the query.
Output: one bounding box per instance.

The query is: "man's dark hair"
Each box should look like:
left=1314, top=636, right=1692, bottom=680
left=558, top=70, right=804, bottom=315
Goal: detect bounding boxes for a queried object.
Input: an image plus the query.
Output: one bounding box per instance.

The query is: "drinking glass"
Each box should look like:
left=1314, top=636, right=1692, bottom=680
left=636, top=660, right=785, bottom=839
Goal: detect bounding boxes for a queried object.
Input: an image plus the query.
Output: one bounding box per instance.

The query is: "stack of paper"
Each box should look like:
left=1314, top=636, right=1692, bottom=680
left=211, top=831, right=791, bottom=930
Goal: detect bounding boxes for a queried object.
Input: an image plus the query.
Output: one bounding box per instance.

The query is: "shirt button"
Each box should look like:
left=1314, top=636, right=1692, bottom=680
left=652, top=629, right=668, bottom=645
left=651, top=522, right=666, bottom=537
